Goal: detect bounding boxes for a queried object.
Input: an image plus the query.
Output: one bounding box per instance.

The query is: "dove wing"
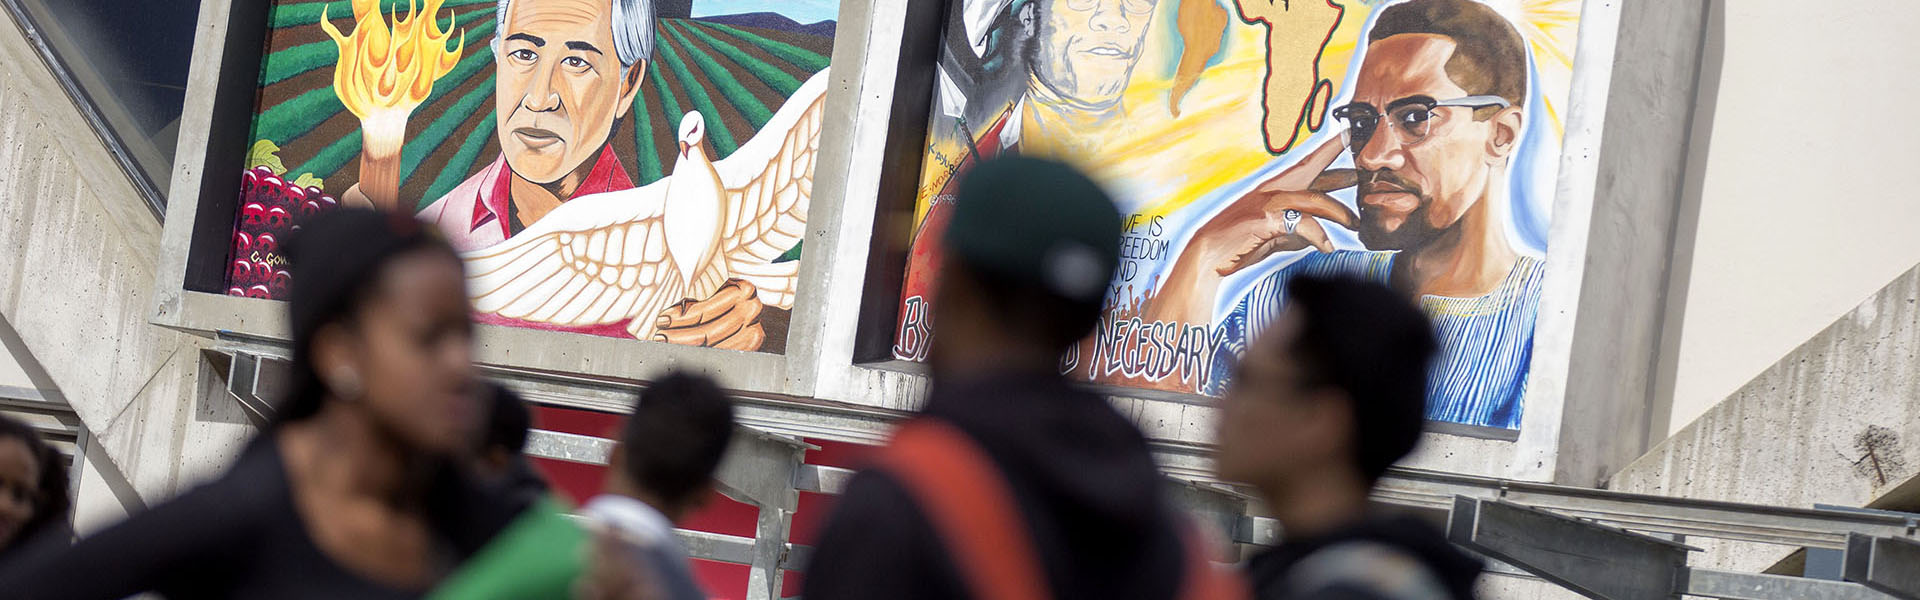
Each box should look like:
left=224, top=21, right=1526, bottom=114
left=463, top=182, right=686, bottom=339
left=710, top=69, right=830, bottom=310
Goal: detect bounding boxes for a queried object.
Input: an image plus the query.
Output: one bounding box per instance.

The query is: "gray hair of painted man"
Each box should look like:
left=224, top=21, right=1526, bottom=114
left=493, top=0, right=657, bottom=69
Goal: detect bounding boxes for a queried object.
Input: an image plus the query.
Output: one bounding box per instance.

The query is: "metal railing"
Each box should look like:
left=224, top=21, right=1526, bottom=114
left=222, top=348, right=1920, bottom=599
left=1449, top=496, right=1920, bottom=599
left=1381, top=467, right=1920, bottom=551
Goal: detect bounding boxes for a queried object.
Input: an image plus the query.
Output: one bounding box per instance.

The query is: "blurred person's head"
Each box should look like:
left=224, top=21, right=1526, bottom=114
left=0, top=414, right=69, bottom=553
left=930, top=156, right=1121, bottom=377
left=278, top=209, right=480, bottom=457
left=605, top=373, right=735, bottom=522
left=1214, top=275, right=1436, bottom=510
left=1023, top=0, right=1159, bottom=110
left=1339, top=0, right=1526, bottom=251
left=464, top=382, right=553, bottom=506
left=476, top=382, right=534, bottom=477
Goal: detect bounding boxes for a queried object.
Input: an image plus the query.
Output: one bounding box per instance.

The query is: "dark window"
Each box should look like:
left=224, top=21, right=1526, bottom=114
left=4, top=0, right=202, bottom=216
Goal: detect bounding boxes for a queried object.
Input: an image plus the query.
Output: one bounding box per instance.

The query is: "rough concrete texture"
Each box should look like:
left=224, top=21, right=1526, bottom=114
left=0, top=9, right=250, bottom=501
left=1477, top=571, right=1588, bottom=600
left=1612, top=260, right=1920, bottom=572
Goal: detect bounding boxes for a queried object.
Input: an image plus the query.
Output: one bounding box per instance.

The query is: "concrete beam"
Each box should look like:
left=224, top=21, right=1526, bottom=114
left=1548, top=0, right=1715, bottom=487
left=1846, top=534, right=1920, bottom=600
left=1448, top=496, right=1691, bottom=600
left=1612, top=261, right=1920, bottom=572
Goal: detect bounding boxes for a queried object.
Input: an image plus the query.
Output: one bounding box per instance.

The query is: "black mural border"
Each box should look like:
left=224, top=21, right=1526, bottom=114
left=182, top=0, right=273, bottom=294
left=850, top=0, right=947, bottom=363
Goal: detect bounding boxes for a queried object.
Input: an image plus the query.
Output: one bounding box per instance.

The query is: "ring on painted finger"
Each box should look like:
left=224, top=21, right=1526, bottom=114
left=1282, top=209, right=1302, bottom=235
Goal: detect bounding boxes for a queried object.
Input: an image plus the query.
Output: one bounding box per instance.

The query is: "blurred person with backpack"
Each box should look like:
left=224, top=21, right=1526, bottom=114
left=805, top=156, right=1244, bottom=600
left=1214, top=275, right=1482, bottom=599
left=429, top=372, right=734, bottom=600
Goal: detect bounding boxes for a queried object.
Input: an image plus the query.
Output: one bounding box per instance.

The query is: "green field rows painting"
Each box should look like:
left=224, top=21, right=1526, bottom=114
left=222, top=0, right=839, bottom=354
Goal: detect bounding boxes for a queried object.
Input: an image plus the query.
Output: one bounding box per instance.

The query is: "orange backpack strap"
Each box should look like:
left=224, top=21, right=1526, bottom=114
left=876, top=419, right=1252, bottom=600
left=874, top=419, right=1052, bottom=600
left=1176, top=523, right=1253, bottom=600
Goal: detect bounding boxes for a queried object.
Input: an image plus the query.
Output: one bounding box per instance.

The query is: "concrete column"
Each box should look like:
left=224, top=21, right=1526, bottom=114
left=1548, top=0, right=1715, bottom=486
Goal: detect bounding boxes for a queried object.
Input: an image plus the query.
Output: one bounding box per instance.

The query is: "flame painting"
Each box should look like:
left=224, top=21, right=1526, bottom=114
left=321, top=0, right=467, bottom=210
left=321, top=0, right=465, bottom=121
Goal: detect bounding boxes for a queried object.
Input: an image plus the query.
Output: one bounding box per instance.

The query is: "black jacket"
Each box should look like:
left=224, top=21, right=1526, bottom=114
left=1246, top=515, right=1482, bottom=599
left=803, top=373, right=1190, bottom=599
left=0, top=434, right=529, bottom=599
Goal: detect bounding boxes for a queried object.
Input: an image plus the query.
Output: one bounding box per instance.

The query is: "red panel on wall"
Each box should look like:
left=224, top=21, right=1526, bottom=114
left=806, top=438, right=880, bottom=470
left=529, top=457, right=606, bottom=505
left=531, top=405, right=624, bottom=439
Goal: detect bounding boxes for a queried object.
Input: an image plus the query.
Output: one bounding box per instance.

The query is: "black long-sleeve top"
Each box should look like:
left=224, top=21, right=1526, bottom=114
left=803, top=373, right=1191, bottom=600
left=0, top=434, right=525, bottom=599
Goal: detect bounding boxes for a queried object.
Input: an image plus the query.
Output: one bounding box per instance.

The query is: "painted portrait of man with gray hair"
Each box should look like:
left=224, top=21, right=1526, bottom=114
left=413, top=0, right=657, bottom=251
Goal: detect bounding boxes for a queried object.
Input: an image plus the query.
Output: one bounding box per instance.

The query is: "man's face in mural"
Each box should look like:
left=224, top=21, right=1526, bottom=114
left=1028, top=0, right=1159, bottom=109
left=495, top=0, right=645, bottom=185
left=1347, top=34, right=1518, bottom=250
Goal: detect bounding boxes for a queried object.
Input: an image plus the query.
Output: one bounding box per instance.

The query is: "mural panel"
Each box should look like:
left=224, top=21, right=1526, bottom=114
left=893, top=0, right=1583, bottom=432
left=223, top=0, right=839, bottom=353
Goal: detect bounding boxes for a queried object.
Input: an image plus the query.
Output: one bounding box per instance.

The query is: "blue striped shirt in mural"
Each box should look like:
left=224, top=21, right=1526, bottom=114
left=1203, top=251, right=1545, bottom=430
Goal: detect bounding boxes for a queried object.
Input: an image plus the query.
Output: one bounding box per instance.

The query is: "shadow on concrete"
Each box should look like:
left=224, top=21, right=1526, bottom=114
left=1647, top=0, right=1726, bottom=440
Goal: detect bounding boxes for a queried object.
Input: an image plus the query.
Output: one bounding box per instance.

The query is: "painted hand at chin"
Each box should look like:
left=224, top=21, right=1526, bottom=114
left=1137, top=136, right=1356, bottom=348
left=1189, top=136, right=1359, bottom=276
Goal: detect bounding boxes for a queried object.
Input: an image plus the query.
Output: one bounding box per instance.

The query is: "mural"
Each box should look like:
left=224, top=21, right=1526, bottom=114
left=224, top=0, right=838, bottom=353
left=893, top=0, right=1583, bottom=431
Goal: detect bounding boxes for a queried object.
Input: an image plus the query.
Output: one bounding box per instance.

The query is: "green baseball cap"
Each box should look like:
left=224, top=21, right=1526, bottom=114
left=943, top=156, right=1122, bottom=305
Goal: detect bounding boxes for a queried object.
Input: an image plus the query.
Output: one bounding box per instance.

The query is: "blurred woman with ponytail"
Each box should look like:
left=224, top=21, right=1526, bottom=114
left=0, top=209, right=525, bottom=599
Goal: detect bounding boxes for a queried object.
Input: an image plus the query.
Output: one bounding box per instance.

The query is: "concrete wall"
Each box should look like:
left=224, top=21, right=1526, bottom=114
left=71, top=437, right=144, bottom=535
left=1, top=310, right=148, bottom=534
left=0, top=6, right=249, bottom=503
left=1538, top=0, right=1711, bottom=487
left=1613, top=261, right=1920, bottom=572
left=0, top=336, right=30, bottom=389
left=1656, top=0, right=1920, bottom=435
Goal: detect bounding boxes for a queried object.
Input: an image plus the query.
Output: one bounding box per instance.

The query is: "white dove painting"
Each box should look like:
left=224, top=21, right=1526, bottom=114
left=221, top=2, right=842, bottom=352
left=462, top=68, right=829, bottom=349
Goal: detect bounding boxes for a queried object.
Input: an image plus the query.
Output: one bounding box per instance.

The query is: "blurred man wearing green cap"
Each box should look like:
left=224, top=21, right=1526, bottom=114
left=805, top=157, right=1243, bottom=600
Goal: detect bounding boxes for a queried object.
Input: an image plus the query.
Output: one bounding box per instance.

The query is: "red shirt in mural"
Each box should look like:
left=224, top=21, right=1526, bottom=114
left=418, top=145, right=639, bottom=338
left=418, top=145, right=635, bottom=251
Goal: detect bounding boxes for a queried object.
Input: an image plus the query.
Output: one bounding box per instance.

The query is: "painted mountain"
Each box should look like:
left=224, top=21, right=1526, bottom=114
left=695, top=12, right=836, bottom=39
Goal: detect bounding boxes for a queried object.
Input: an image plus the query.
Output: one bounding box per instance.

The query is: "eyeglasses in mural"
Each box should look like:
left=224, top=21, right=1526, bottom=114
left=893, top=0, right=1583, bottom=432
